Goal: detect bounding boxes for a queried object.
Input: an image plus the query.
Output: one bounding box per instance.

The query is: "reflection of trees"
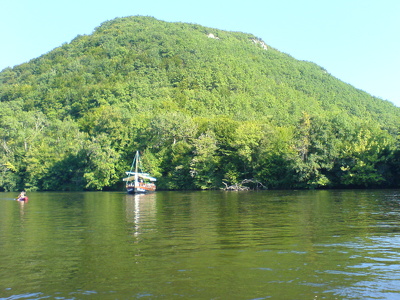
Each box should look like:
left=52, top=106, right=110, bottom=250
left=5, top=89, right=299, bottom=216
left=3, top=190, right=400, bottom=299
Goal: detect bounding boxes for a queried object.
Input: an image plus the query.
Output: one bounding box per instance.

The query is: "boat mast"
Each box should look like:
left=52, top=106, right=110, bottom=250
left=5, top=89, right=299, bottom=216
left=134, top=151, right=139, bottom=186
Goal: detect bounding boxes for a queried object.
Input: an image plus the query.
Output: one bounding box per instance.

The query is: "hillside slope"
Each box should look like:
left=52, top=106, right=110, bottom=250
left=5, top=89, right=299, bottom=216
left=1, top=16, right=399, bottom=191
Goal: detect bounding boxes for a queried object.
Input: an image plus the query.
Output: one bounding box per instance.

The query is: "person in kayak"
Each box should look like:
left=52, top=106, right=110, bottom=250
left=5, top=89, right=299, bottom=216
left=16, top=191, right=28, bottom=201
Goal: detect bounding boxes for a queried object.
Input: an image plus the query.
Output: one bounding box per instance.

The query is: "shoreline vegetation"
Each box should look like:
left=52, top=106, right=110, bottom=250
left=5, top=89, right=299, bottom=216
left=1, top=16, right=400, bottom=192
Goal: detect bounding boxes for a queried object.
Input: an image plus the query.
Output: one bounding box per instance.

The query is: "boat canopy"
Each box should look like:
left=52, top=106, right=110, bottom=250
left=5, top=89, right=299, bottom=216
left=123, top=172, right=157, bottom=181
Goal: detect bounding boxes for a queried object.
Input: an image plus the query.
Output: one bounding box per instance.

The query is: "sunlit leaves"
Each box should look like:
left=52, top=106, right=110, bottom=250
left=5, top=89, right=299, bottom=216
left=190, top=131, right=220, bottom=189
left=82, top=134, right=120, bottom=190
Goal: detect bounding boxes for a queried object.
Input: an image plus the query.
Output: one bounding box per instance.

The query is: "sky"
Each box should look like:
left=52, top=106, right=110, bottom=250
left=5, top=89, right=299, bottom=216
left=1, top=0, right=399, bottom=106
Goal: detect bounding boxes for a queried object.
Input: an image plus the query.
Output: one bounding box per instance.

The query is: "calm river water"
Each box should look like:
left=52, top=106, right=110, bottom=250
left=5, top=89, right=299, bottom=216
left=1, top=190, right=400, bottom=299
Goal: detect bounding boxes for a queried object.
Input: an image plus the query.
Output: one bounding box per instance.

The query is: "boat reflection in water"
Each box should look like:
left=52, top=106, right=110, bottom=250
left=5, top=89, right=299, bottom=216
left=125, top=193, right=157, bottom=237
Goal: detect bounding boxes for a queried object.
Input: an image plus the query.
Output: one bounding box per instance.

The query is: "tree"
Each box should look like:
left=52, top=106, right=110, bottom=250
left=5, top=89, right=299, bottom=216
left=337, top=127, right=393, bottom=187
left=82, top=134, right=120, bottom=190
left=190, top=131, right=220, bottom=189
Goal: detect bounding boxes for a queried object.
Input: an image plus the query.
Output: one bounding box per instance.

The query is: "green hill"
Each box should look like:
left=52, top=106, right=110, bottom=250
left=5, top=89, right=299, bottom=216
left=1, top=16, right=400, bottom=191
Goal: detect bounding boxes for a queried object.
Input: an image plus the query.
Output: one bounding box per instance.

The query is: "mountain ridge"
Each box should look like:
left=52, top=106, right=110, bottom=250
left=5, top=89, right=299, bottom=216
left=0, top=16, right=399, bottom=191
left=2, top=16, right=398, bottom=123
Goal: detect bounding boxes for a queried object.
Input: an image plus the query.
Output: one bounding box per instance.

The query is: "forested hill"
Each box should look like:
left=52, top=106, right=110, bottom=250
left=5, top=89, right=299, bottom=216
left=1, top=16, right=400, bottom=192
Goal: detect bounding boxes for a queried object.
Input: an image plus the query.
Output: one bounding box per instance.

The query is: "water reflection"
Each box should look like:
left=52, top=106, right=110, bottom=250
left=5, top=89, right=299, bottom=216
left=120, top=190, right=400, bottom=298
left=125, top=193, right=157, bottom=237
left=2, top=190, right=400, bottom=299
left=18, top=198, right=26, bottom=219
left=320, top=234, right=400, bottom=299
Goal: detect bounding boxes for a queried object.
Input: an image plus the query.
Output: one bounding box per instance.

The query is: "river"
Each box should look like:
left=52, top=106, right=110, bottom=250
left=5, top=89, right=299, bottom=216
left=1, top=190, right=400, bottom=299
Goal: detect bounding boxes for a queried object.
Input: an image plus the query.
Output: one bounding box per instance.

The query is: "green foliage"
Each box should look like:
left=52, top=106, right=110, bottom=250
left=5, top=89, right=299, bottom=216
left=190, top=131, right=220, bottom=189
left=1, top=16, right=400, bottom=191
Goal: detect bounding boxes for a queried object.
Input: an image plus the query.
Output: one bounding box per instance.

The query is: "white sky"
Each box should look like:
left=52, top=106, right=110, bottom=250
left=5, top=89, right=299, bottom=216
left=1, top=0, right=399, bottom=106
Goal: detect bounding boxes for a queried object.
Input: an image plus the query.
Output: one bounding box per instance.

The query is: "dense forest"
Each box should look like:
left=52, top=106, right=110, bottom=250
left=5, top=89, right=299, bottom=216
left=1, top=16, right=400, bottom=192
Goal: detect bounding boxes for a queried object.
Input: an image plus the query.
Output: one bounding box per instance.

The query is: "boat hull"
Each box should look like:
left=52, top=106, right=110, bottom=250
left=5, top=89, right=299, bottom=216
left=126, top=183, right=156, bottom=194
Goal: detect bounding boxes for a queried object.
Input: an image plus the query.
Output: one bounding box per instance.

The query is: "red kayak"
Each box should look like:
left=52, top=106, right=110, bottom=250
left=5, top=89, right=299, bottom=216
left=17, top=196, right=28, bottom=202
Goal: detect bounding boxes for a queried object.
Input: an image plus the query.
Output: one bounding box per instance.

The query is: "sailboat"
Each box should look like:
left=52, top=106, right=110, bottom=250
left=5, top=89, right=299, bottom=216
left=123, top=151, right=156, bottom=194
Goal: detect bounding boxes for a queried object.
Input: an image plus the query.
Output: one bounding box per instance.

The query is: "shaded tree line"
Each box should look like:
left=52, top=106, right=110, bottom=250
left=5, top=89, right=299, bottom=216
left=1, top=106, right=400, bottom=191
